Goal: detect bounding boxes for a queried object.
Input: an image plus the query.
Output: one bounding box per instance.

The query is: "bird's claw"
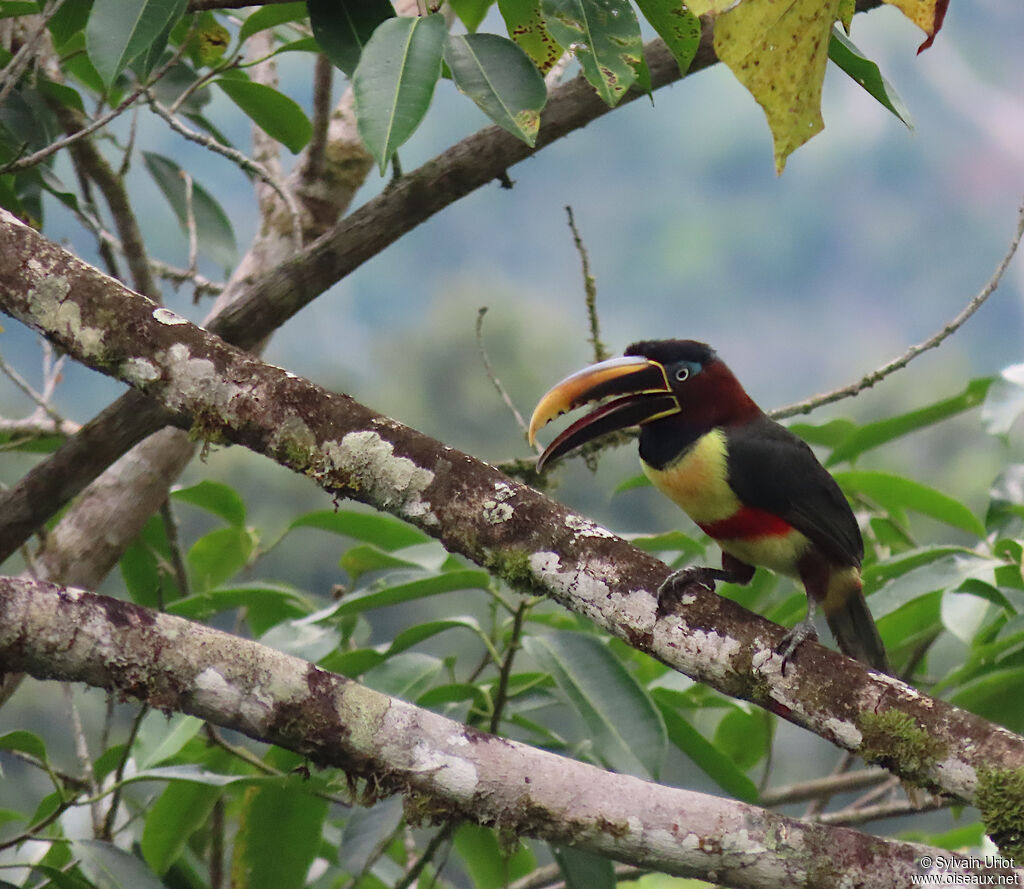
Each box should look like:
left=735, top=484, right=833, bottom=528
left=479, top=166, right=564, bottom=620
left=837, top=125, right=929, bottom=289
left=656, top=566, right=719, bottom=617
left=775, top=617, right=819, bottom=675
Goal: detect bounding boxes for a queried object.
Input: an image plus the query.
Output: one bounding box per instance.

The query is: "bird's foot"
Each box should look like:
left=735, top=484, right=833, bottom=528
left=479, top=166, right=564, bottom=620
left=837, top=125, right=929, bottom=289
left=656, top=566, right=722, bottom=617
left=775, top=617, right=819, bottom=675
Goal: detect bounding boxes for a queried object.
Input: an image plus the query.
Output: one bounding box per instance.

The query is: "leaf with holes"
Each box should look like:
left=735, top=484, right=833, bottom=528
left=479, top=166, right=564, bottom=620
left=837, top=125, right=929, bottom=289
left=541, top=0, right=642, bottom=107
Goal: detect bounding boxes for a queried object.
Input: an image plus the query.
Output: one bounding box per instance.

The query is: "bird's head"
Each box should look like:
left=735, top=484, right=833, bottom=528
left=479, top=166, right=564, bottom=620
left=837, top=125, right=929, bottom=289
left=528, top=339, right=759, bottom=471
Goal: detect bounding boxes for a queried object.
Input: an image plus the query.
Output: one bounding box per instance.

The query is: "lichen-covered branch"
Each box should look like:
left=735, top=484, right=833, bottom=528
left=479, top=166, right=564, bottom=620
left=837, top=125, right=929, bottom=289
left=2, top=209, right=1023, bottom=814
left=0, top=574, right=999, bottom=889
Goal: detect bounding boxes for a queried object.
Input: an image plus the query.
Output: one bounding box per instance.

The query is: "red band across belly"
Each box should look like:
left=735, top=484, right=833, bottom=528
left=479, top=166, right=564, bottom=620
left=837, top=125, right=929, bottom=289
left=698, top=506, right=793, bottom=540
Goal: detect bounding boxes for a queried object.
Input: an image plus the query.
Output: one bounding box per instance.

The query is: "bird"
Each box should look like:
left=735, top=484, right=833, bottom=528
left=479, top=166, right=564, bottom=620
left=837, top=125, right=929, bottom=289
left=527, top=338, right=890, bottom=674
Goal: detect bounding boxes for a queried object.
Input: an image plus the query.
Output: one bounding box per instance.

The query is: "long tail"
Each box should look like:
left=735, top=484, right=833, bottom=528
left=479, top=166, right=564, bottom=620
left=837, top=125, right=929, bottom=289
left=823, top=568, right=891, bottom=674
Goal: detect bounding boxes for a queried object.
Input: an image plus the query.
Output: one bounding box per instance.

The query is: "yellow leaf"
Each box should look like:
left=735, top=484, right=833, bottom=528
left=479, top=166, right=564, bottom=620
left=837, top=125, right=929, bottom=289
left=882, top=0, right=949, bottom=52
left=686, top=0, right=737, bottom=14
left=714, top=0, right=839, bottom=173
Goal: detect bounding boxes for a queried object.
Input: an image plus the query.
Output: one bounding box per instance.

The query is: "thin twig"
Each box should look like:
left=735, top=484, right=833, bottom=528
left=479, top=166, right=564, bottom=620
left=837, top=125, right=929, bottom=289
left=147, top=92, right=304, bottom=250
left=64, top=684, right=102, bottom=836
left=760, top=765, right=888, bottom=807
left=476, top=307, right=536, bottom=447
left=0, top=37, right=189, bottom=175
left=811, top=795, right=950, bottom=826
left=182, top=170, right=199, bottom=274
left=0, top=350, right=63, bottom=424
left=0, top=0, right=67, bottom=108
left=565, top=205, right=609, bottom=362
left=101, top=704, right=149, bottom=839
left=160, top=499, right=190, bottom=600
left=395, top=822, right=457, bottom=889
left=489, top=598, right=530, bottom=734
left=773, top=200, right=1024, bottom=419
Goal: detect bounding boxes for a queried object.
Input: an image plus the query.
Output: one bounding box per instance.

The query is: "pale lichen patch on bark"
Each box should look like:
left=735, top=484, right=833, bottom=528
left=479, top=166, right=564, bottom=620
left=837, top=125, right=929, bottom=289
left=823, top=716, right=863, bottom=750
left=153, top=307, right=189, bottom=326
left=323, top=430, right=436, bottom=523
left=564, top=513, right=616, bottom=539
left=160, top=343, right=247, bottom=420
left=27, top=274, right=106, bottom=360
left=410, top=740, right=480, bottom=797
left=121, top=357, right=161, bottom=385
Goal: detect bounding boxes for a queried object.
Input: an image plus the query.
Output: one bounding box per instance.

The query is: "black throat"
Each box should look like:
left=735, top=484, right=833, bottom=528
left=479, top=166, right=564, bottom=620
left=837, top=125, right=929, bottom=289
left=638, top=414, right=712, bottom=471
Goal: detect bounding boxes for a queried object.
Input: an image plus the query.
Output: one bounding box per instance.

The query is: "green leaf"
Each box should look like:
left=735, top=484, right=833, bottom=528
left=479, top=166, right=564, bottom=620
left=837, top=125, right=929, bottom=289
left=714, top=704, right=770, bottom=771
left=786, top=417, right=858, bottom=448
left=870, top=553, right=998, bottom=621
left=141, top=779, right=221, bottom=875
left=288, top=509, right=429, bottom=551
left=85, top=0, right=187, bottom=87
left=828, top=28, right=912, bottom=128
left=215, top=75, right=312, bottom=153
left=652, top=689, right=759, bottom=802
left=950, top=667, right=1024, bottom=734
left=614, top=473, right=651, bottom=493
left=626, top=530, right=705, bottom=557
left=239, top=1, right=308, bottom=45
left=524, top=631, right=666, bottom=778
left=835, top=470, right=986, bottom=537
left=71, top=839, right=167, bottom=889
left=48, top=1, right=92, bottom=47
left=233, top=785, right=329, bottom=889
left=142, top=151, right=238, bottom=270
left=982, top=364, right=1024, bottom=438
left=363, top=652, right=443, bottom=698
left=444, top=34, right=547, bottom=146
left=353, top=14, right=446, bottom=174
left=633, top=0, right=700, bottom=75
left=451, top=0, right=494, bottom=32
left=135, top=713, right=204, bottom=769
left=338, top=798, right=404, bottom=878
left=827, top=378, right=992, bottom=466
left=187, top=526, right=255, bottom=591
left=172, top=479, right=246, bottom=526
left=308, top=0, right=395, bottom=76
left=166, top=583, right=313, bottom=627
left=455, top=824, right=536, bottom=889
left=498, top=0, right=563, bottom=73
left=340, top=544, right=421, bottom=581
left=541, top=0, right=642, bottom=106
left=551, top=845, right=615, bottom=889
left=0, top=729, right=48, bottom=762
left=331, top=569, right=490, bottom=616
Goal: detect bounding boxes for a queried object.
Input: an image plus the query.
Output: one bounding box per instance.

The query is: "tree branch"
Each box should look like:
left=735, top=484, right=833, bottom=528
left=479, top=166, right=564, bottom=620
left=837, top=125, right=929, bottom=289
left=773, top=200, right=1024, bottom=419
left=1, top=220, right=1022, bottom=811
left=0, top=574, right=1006, bottom=889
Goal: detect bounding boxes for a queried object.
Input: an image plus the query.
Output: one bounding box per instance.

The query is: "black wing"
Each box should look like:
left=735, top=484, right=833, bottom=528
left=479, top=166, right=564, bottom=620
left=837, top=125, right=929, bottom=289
left=724, top=416, right=863, bottom=566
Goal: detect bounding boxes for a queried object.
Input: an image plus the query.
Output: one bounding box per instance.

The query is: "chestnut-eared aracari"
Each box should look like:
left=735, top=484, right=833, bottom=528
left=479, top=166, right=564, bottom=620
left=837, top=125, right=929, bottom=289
left=528, top=339, right=890, bottom=674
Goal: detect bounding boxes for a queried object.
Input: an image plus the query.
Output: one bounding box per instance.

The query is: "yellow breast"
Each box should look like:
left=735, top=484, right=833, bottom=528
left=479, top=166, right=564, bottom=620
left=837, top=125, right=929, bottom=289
left=641, top=429, right=741, bottom=525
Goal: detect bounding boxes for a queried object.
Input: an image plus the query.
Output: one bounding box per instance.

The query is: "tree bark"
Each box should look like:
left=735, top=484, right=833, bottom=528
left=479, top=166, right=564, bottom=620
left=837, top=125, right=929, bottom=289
left=0, top=574, right=1005, bottom=889
left=1, top=213, right=1022, bottom=809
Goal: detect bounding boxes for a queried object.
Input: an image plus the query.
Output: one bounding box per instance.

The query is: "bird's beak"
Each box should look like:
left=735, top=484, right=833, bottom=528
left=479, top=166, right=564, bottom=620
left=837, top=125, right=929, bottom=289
left=528, top=355, right=680, bottom=471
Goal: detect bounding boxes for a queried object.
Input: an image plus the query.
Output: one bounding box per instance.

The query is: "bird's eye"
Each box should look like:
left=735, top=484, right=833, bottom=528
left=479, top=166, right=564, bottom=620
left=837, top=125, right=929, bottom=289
left=674, top=367, right=690, bottom=382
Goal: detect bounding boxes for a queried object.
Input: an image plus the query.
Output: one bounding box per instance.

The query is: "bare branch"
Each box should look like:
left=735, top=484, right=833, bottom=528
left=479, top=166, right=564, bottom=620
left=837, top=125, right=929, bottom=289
left=476, top=306, right=536, bottom=445
left=565, top=205, right=609, bottom=362
left=2, top=239, right=1023, bottom=808
left=773, top=200, right=1024, bottom=419
left=0, top=39, right=190, bottom=175
left=146, top=93, right=304, bottom=250
left=0, top=575, right=999, bottom=889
